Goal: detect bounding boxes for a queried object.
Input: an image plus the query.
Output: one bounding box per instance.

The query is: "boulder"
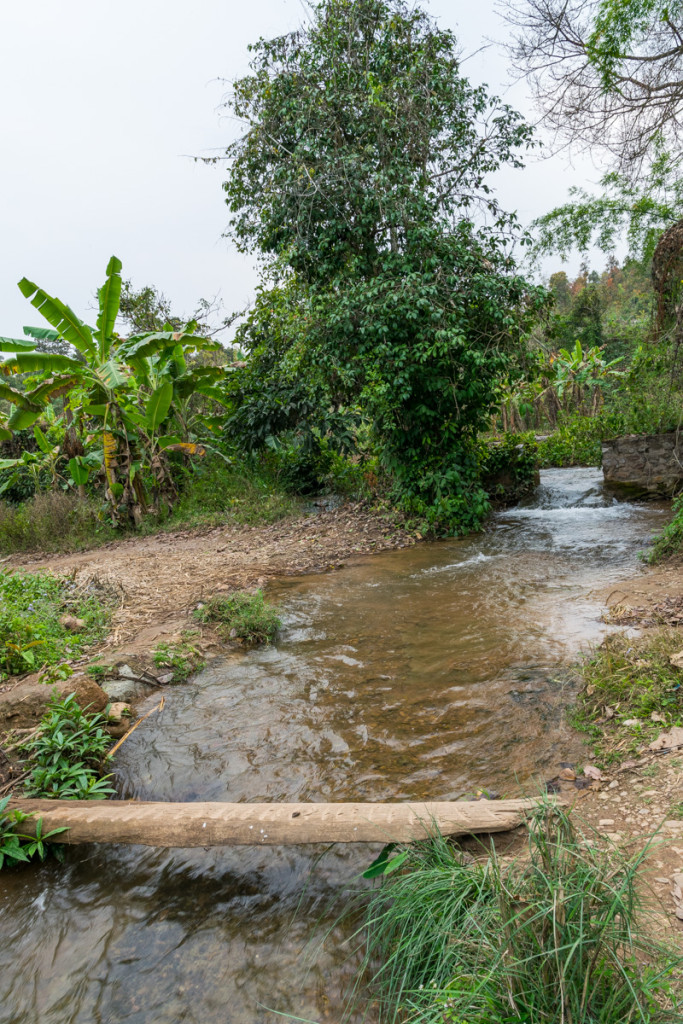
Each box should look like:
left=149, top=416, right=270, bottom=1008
left=107, top=701, right=133, bottom=723
left=0, top=674, right=108, bottom=731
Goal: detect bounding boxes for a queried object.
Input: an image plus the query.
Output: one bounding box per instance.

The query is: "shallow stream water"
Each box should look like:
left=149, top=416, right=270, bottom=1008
left=0, top=470, right=670, bottom=1024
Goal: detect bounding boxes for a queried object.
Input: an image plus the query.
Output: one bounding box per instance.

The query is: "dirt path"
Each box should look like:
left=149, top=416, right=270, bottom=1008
left=9, top=502, right=416, bottom=656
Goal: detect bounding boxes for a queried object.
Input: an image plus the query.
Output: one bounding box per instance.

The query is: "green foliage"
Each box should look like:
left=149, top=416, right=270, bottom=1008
left=0, top=490, right=115, bottom=554
left=345, top=803, right=680, bottom=1023
left=0, top=257, right=229, bottom=527
left=533, top=145, right=683, bottom=265
left=152, top=637, right=204, bottom=682
left=23, top=693, right=116, bottom=800
left=0, top=796, right=68, bottom=870
left=478, top=434, right=539, bottom=502
left=572, top=631, right=683, bottom=763
left=535, top=416, right=609, bottom=468
left=0, top=569, right=111, bottom=680
left=649, top=492, right=683, bottom=562
left=222, top=0, right=546, bottom=534
left=195, top=590, right=281, bottom=645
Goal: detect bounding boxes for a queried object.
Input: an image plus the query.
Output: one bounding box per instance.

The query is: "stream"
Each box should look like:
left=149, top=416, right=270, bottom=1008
left=0, top=469, right=670, bottom=1024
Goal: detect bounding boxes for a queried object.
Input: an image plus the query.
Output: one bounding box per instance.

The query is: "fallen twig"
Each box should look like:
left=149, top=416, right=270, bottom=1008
left=107, top=697, right=165, bottom=759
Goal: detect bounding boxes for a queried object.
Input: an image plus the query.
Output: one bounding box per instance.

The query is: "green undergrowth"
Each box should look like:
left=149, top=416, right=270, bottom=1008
left=340, top=803, right=682, bottom=1023
left=0, top=457, right=301, bottom=556
left=648, top=493, right=683, bottom=563
left=21, top=692, right=116, bottom=800
left=0, top=796, right=68, bottom=870
left=152, top=635, right=205, bottom=682
left=570, top=630, right=683, bottom=765
left=0, top=569, right=112, bottom=680
left=195, top=589, right=281, bottom=645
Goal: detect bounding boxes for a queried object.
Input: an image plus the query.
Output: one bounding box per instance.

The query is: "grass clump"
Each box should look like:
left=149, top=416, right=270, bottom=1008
left=152, top=636, right=205, bottom=682
left=571, top=631, right=683, bottom=764
left=648, top=492, right=683, bottom=564
left=195, top=589, right=281, bottom=645
left=343, top=804, right=681, bottom=1023
left=22, top=693, right=115, bottom=800
left=0, top=569, right=111, bottom=680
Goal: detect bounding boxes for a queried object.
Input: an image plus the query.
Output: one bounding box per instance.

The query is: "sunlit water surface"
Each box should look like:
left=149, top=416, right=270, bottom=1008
left=0, top=470, right=669, bottom=1024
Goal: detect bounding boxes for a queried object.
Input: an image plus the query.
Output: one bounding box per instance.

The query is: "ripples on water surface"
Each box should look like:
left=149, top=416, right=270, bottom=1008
left=0, top=469, right=669, bottom=1024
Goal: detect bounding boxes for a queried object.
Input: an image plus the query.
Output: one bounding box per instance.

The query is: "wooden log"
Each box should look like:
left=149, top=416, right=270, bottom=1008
left=7, top=798, right=542, bottom=847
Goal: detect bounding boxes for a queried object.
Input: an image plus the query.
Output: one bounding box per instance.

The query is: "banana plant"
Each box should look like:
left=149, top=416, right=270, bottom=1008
left=0, top=257, right=230, bottom=524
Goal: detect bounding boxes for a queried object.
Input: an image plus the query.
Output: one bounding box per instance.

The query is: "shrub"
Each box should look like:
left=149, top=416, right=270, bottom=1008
left=195, top=590, right=281, bottom=645
left=0, top=491, right=114, bottom=554
left=23, top=693, right=115, bottom=800
left=0, top=569, right=111, bottom=680
left=343, top=803, right=681, bottom=1023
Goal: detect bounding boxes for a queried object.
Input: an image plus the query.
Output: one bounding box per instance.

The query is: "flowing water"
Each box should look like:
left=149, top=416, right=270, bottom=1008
left=0, top=469, right=670, bottom=1024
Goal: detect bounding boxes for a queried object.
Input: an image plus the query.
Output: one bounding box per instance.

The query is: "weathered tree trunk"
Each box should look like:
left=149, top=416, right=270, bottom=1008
left=9, top=798, right=542, bottom=847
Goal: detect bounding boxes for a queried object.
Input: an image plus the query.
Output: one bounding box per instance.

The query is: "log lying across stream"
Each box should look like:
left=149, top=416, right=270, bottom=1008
left=8, top=798, right=542, bottom=847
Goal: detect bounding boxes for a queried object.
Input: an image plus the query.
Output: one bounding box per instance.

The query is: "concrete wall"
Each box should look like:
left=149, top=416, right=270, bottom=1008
left=602, top=432, right=683, bottom=495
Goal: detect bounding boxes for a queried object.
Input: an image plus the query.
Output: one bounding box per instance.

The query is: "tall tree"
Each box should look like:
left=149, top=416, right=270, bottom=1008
left=223, top=0, right=544, bottom=531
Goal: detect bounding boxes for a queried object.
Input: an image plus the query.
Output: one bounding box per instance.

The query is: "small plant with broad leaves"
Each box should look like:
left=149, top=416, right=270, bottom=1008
left=23, top=693, right=115, bottom=800
left=0, top=796, right=68, bottom=869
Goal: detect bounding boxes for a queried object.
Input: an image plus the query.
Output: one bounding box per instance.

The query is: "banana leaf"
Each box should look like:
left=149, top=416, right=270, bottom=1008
left=95, top=256, right=123, bottom=358
left=23, top=326, right=60, bottom=341
left=0, top=335, right=37, bottom=352
left=145, top=382, right=173, bottom=431
left=68, top=456, right=91, bottom=486
left=0, top=381, right=38, bottom=409
left=18, top=278, right=96, bottom=358
left=25, top=375, right=82, bottom=404
left=96, top=359, right=128, bottom=390
left=33, top=424, right=53, bottom=454
left=8, top=407, right=43, bottom=430
left=4, top=351, right=84, bottom=374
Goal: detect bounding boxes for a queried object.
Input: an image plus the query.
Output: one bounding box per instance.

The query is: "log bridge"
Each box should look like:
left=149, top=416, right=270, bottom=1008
left=8, top=797, right=541, bottom=847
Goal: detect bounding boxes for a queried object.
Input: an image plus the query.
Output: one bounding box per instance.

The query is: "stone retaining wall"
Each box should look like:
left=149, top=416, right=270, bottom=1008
left=602, top=432, right=683, bottom=495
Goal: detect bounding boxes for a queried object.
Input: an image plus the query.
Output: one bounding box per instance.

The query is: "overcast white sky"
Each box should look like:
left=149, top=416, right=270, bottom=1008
left=0, top=0, right=605, bottom=341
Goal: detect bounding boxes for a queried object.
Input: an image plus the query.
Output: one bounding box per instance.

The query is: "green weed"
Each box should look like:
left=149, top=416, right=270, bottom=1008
left=571, top=630, right=683, bottom=764
left=195, top=589, right=281, bottom=645
left=152, top=637, right=204, bottom=682
left=341, top=803, right=681, bottom=1023
left=648, top=492, right=683, bottom=563
left=0, top=796, right=68, bottom=870
left=0, top=570, right=111, bottom=680
left=22, top=693, right=115, bottom=800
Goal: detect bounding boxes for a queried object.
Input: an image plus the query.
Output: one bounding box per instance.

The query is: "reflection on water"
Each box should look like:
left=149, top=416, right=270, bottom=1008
left=0, top=470, right=668, bottom=1024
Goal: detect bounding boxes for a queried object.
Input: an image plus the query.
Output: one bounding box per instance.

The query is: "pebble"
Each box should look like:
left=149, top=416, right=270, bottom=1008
left=655, top=877, right=671, bottom=884
left=608, top=780, right=619, bottom=789
left=599, top=819, right=615, bottom=827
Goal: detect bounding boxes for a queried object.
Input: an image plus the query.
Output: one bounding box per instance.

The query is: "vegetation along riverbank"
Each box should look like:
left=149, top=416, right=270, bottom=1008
left=3, top=0, right=683, bottom=1019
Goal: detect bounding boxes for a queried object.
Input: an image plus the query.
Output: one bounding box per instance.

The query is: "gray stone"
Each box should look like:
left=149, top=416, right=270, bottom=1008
left=602, top=432, right=683, bottom=495
left=101, top=679, right=153, bottom=702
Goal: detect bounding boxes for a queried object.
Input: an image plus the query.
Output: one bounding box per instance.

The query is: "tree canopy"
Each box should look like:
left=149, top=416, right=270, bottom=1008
left=223, top=0, right=544, bottom=531
left=507, top=0, right=683, bottom=176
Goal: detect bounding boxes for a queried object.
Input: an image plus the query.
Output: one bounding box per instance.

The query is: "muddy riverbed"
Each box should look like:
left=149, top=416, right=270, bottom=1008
left=0, top=469, right=670, bottom=1024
